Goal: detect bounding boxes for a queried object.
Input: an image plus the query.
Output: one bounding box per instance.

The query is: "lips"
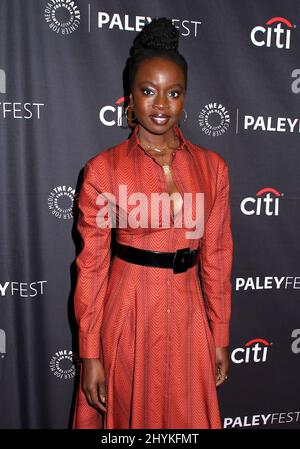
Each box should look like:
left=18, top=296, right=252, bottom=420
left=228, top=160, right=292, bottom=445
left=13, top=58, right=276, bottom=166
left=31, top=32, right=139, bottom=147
left=150, top=114, right=170, bottom=125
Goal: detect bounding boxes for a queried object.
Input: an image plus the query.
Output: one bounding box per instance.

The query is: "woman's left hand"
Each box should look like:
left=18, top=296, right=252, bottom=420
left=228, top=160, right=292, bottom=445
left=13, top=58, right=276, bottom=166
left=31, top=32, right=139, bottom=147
left=215, top=347, right=230, bottom=387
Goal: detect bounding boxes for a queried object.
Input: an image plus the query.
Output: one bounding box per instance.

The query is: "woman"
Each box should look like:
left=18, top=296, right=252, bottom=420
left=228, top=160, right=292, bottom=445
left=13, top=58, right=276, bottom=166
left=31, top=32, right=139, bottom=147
left=72, top=18, right=233, bottom=429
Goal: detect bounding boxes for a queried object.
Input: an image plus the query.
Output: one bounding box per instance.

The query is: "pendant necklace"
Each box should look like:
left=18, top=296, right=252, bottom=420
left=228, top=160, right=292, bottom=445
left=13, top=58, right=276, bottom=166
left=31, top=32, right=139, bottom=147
left=151, top=146, right=171, bottom=174
left=140, top=134, right=179, bottom=175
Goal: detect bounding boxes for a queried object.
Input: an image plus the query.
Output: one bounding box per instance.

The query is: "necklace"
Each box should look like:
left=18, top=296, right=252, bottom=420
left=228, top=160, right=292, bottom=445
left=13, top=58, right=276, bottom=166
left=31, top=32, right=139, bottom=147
left=162, top=164, right=171, bottom=174
left=139, top=133, right=179, bottom=174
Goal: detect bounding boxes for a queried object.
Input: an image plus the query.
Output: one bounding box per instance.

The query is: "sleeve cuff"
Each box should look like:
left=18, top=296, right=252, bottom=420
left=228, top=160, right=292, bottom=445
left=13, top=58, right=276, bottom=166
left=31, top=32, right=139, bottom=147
left=210, top=322, right=230, bottom=347
left=78, top=332, right=101, bottom=359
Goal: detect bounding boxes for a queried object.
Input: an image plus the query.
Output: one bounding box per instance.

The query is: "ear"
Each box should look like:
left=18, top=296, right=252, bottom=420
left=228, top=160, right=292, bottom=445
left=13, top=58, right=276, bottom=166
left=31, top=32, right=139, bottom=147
left=129, top=92, right=133, bottom=105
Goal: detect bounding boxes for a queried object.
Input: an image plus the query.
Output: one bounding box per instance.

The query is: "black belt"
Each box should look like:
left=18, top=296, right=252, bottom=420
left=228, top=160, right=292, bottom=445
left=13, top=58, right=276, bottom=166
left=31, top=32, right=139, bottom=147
left=115, top=242, right=200, bottom=274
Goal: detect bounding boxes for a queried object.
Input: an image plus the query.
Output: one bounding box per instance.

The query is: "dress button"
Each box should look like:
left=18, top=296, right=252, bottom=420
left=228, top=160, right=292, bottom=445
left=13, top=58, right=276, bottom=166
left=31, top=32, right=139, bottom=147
left=167, top=308, right=170, bottom=313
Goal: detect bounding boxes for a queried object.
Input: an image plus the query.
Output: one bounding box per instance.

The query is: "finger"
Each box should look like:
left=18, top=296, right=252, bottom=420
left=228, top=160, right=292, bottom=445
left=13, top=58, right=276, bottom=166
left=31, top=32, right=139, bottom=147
left=215, top=365, right=223, bottom=382
left=216, top=377, right=224, bottom=387
left=89, top=387, right=107, bottom=413
left=98, top=385, right=107, bottom=413
left=216, top=364, right=228, bottom=377
left=216, top=372, right=228, bottom=387
left=215, top=371, right=222, bottom=387
left=83, top=388, right=93, bottom=407
left=98, top=383, right=106, bottom=404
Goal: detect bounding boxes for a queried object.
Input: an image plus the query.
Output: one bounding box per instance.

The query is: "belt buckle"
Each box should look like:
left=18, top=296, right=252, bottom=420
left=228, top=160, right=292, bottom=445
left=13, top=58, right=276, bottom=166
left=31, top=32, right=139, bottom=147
left=172, top=248, right=195, bottom=274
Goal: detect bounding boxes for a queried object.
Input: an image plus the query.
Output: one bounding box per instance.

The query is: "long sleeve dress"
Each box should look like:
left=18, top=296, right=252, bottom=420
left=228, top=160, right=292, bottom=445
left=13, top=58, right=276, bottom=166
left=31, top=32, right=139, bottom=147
left=72, top=123, right=233, bottom=429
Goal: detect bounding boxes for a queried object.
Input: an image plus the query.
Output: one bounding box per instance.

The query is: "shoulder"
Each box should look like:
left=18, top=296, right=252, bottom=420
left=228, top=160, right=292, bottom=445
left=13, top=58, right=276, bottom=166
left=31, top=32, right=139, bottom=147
left=84, top=138, right=128, bottom=173
left=187, top=138, right=229, bottom=174
left=79, top=139, right=128, bottom=192
left=186, top=140, right=231, bottom=198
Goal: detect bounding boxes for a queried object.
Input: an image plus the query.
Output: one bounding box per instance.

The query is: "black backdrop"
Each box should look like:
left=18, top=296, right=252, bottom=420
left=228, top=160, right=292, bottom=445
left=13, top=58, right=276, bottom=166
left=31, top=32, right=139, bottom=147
left=0, top=0, right=300, bottom=429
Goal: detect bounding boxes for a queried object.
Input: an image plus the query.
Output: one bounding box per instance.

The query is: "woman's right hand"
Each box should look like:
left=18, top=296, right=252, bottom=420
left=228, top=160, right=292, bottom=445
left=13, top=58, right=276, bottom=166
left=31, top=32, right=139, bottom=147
left=81, top=358, right=107, bottom=413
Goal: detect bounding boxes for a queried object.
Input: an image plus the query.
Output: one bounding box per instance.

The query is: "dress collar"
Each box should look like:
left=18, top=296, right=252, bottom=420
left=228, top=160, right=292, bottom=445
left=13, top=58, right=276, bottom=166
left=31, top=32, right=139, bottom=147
left=126, top=123, right=193, bottom=156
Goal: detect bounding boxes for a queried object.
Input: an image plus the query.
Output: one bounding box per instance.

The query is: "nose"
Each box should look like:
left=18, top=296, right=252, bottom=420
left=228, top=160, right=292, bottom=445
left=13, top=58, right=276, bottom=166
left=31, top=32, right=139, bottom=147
left=153, top=92, right=169, bottom=110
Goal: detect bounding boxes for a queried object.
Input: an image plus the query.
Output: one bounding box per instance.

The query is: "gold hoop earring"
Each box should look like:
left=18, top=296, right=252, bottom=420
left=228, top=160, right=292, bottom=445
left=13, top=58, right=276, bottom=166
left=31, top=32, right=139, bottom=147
left=180, top=108, right=188, bottom=123
left=124, top=105, right=137, bottom=122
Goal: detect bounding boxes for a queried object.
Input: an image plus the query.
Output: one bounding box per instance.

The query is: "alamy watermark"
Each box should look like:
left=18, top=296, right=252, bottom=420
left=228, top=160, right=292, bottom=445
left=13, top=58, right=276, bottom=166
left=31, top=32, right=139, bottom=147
left=91, top=185, right=205, bottom=240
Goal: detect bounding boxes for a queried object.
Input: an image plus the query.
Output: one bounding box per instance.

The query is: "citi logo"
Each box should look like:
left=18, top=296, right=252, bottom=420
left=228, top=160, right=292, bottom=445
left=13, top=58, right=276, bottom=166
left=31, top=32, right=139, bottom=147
left=99, top=96, right=131, bottom=128
left=240, top=187, right=281, bottom=216
left=0, top=69, right=5, bottom=94
left=231, top=338, right=272, bottom=364
left=251, top=17, right=294, bottom=49
left=0, top=329, right=6, bottom=358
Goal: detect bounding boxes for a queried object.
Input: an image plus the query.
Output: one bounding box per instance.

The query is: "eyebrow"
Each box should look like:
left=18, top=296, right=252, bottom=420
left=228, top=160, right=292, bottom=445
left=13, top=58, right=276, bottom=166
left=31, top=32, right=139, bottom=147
left=139, top=81, right=184, bottom=88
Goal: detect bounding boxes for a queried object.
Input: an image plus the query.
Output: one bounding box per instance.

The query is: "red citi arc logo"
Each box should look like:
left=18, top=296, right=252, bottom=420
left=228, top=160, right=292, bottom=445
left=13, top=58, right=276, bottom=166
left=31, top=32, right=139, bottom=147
left=231, top=339, right=272, bottom=364
left=99, top=96, right=130, bottom=127
left=251, top=17, right=294, bottom=49
left=240, top=187, right=281, bottom=216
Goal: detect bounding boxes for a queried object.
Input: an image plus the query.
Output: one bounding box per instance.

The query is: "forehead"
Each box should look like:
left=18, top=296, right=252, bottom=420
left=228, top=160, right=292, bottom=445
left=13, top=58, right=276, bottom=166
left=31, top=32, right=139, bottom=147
left=134, top=57, right=185, bottom=85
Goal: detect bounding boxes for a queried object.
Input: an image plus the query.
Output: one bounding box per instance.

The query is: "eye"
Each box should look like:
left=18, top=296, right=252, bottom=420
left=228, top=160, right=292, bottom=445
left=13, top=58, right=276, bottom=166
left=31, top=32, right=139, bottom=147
left=142, top=88, right=155, bottom=95
left=168, top=90, right=181, bottom=98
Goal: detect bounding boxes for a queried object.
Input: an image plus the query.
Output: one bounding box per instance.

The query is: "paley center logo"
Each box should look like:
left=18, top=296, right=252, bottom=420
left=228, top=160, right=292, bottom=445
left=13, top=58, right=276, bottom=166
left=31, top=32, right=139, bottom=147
left=0, top=69, right=45, bottom=119
left=44, top=0, right=81, bottom=35
left=49, top=349, right=81, bottom=380
left=48, top=185, right=78, bottom=219
left=241, top=187, right=282, bottom=216
left=198, top=102, right=230, bottom=137
left=231, top=338, right=272, bottom=364
left=250, top=17, right=295, bottom=49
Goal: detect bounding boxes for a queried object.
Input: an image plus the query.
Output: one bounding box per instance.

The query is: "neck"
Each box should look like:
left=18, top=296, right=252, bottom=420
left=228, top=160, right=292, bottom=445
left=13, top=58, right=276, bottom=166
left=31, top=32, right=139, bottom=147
left=137, top=125, right=178, bottom=148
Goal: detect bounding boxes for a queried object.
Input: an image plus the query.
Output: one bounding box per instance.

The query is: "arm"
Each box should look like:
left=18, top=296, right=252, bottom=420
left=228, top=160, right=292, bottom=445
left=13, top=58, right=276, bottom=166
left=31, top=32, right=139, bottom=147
left=199, top=158, right=233, bottom=384
left=74, top=160, right=112, bottom=359
left=74, top=160, right=112, bottom=411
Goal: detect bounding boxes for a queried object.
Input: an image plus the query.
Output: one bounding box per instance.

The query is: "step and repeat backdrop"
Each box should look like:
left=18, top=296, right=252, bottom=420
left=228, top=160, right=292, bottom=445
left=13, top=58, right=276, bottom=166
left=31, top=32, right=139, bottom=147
left=0, top=0, right=299, bottom=429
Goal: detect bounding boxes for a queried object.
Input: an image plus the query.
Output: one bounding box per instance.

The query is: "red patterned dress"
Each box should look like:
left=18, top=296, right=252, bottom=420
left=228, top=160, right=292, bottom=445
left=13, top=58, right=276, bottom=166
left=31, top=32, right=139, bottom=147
left=72, top=123, right=233, bottom=429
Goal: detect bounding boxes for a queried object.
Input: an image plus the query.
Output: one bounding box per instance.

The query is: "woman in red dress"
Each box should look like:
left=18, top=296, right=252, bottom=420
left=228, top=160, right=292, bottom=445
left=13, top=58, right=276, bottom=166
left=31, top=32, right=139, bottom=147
left=72, top=17, right=233, bottom=429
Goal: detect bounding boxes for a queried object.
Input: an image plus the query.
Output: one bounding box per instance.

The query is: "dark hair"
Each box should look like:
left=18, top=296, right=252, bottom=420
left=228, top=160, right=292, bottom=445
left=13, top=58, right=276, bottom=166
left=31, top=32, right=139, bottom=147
left=124, top=17, right=188, bottom=93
